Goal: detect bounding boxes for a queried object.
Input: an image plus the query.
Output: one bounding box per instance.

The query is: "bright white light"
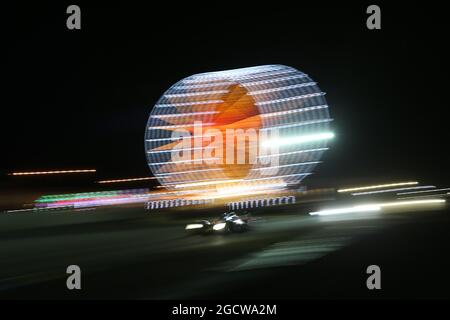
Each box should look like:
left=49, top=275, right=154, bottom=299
left=213, top=223, right=227, bottom=231
left=337, top=181, right=418, bottom=193
left=234, top=219, right=245, bottom=225
left=309, top=199, right=446, bottom=216
left=262, top=132, right=334, bottom=148
left=309, top=204, right=381, bottom=216
left=185, top=224, right=204, bottom=230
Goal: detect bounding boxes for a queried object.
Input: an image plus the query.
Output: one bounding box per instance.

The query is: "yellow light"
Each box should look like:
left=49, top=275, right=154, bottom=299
left=9, top=169, right=97, bottom=176
left=173, top=179, right=243, bottom=189
left=337, top=181, right=418, bottom=193
left=97, top=177, right=156, bottom=184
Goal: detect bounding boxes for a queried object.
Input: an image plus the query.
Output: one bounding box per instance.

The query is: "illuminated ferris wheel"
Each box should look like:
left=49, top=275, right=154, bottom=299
left=145, top=65, right=332, bottom=193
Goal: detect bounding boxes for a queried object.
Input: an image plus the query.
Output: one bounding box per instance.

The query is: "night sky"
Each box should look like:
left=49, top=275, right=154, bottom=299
left=3, top=2, right=449, bottom=189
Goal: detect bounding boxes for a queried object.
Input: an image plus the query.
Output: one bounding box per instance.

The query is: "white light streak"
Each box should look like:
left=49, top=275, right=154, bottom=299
left=397, top=187, right=450, bottom=195
left=244, top=74, right=307, bottom=87
left=147, top=146, right=214, bottom=154
left=9, top=169, right=96, bottom=176
left=165, top=90, right=228, bottom=98
left=260, top=105, right=328, bottom=118
left=351, top=185, right=435, bottom=196
left=151, top=111, right=219, bottom=118
left=261, top=132, right=334, bottom=147
left=249, top=82, right=316, bottom=95
left=97, top=177, right=156, bottom=184
left=337, top=182, right=419, bottom=193
left=155, top=100, right=223, bottom=108
left=309, top=199, right=446, bottom=216
left=380, top=199, right=446, bottom=207
left=258, top=147, right=328, bottom=159
left=256, top=92, right=325, bottom=106
left=309, top=204, right=381, bottom=216
left=252, top=161, right=321, bottom=171
left=149, top=158, right=220, bottom=166
left=260, top=119, right=332, bottom=131
left=148, top=122, right=214, bottom=130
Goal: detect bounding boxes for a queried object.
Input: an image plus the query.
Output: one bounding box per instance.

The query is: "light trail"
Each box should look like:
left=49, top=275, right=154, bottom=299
left=397, top=187, right=450, bottom=195
left=337, top=181, right=419, bottom=193
left=9, top=169, right=96, bottom=176
left=97, top=177, right=157, bottom=184
left=351, top=185, right=435, bottom=196
left=309, top=199, right=446, bottom=216
left=261, top=132, right=334, bottom=147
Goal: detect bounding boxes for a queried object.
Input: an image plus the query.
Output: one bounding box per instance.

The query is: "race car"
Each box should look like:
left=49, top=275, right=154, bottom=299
left=185, top=211, right=250, bottom=234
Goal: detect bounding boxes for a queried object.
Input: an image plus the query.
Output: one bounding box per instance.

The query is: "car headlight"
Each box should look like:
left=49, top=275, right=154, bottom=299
left=185, top=224, right=204, bottom=230
left=213, top=222, right=227, bottom=231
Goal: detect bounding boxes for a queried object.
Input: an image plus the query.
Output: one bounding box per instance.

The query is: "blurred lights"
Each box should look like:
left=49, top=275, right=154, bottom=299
left=9, top=169, right=96, bottom=176
left=351, top=185, right=435, bottom=196
left=397, top=187, right=450, bottom=195
left=309, top=199, right=446, bottom=216
left=337, top=182, right=418, bottom=193
left=261, top=132, right=334, bottom=147
left=34, top=189, right=150, bottom=209
left=380, top=199, right=445, bottom=207
left=309, top=204, right=381, bottom=216
left=173, top=179, right=243, bottom=189
left=213, top=223, right=227, bottom=231
left=97, top=177, right=156, bottom=184
left=185, top=224, right=204, bottom=230
left=146, top=65, right=331, bottom=193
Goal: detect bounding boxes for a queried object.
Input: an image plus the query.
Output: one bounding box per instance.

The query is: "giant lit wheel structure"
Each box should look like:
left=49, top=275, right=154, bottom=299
left=145, top=65, right=332, bottom=193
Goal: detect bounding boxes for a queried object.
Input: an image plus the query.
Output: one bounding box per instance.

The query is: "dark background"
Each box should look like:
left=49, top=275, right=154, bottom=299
left=2, top=1, right=449, bottom=190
